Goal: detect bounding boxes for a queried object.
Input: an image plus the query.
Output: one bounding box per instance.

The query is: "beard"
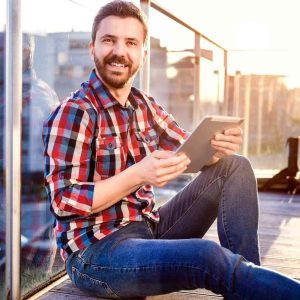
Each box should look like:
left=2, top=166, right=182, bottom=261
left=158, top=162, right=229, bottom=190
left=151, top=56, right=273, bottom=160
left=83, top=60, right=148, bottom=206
left=94, top=54, right=140, bottom=89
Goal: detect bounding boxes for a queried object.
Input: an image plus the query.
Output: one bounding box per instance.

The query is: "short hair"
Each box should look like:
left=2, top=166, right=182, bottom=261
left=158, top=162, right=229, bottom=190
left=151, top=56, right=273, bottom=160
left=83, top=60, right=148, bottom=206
left=91, top=0, right=148, bottom=45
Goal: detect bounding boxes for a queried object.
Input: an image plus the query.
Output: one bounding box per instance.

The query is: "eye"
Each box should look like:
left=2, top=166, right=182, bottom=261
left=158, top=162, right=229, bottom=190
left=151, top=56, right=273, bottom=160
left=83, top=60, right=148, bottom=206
left=102, top=38, right=113, bottom=44
left=127, top=40, right=137, bottom=46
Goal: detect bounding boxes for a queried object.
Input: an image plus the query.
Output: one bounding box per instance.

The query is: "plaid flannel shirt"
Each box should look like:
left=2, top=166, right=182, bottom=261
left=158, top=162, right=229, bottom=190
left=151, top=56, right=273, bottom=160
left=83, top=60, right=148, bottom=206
left=43, top=70, right=188, bottom=260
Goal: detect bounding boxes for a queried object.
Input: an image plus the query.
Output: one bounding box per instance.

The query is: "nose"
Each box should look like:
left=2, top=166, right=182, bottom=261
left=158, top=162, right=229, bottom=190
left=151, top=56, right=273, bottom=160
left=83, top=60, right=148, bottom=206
left=112, top=41, right=125, bottom=56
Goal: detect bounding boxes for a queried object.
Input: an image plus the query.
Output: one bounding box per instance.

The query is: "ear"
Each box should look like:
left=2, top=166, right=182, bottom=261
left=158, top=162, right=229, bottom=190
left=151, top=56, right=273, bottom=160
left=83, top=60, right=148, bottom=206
left=142, top=49, right=148, bottom=63
left=88, top=40, right=94, bottom=60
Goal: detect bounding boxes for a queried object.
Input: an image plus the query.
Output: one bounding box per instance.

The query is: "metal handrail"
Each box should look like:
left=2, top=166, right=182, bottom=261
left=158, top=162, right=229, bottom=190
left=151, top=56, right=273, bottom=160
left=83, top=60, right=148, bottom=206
left=150, top=0, right=226, bottom=51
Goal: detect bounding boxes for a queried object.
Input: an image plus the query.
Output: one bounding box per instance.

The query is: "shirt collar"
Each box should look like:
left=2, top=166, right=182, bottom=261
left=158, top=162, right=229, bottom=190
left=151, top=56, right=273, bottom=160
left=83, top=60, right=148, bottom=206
left=88, top=69, right=137, bottom=110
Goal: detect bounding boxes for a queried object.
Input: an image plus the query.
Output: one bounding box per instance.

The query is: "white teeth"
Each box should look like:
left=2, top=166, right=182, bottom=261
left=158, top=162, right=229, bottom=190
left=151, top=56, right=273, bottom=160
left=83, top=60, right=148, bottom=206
left=110, top=62, right=126, bottom=67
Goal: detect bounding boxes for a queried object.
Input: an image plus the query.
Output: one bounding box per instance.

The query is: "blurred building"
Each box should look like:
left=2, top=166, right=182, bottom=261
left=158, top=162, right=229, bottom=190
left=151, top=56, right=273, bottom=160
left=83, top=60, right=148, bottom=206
left=227, top=74, right=293, bottom=156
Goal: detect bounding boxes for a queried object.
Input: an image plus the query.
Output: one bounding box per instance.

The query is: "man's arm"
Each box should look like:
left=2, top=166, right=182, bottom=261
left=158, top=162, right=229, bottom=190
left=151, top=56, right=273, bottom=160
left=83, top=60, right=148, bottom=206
left=91, top=150, right=190, bottom=213
left=43, top=99, right=97, bottom=218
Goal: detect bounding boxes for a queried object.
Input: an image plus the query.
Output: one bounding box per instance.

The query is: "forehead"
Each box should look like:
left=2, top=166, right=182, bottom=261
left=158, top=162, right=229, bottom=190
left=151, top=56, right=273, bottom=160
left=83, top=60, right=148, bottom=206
left=96, top=16, right=144, bottom=41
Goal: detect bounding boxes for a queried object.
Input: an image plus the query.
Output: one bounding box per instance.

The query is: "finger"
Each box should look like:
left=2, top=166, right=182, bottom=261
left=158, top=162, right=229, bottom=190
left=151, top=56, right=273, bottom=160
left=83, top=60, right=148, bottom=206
left=213, top=133, right=242, bottom=145
left=151, top=150, right=175, bottom=159
left=155, top=157, right=190, bottom=176
left=212, top=144, right=239, bottom=156
left=156, top=165, right=188, bottom=184
left=212, top=140, right=240, bottom=151
left=224, top=127, right=243, bottom=136
left=211, top=137, right=240, bottom=150
left=211, top=137, right=241, bottom=149
left=158, top=153, right=190, bottom=168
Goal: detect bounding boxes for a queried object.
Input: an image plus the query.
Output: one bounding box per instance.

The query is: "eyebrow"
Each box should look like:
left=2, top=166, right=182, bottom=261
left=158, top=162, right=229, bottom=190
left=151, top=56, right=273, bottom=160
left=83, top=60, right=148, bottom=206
left=100, top=34, right=139, bottom=42
left=99, top=34, right=116, bottom=40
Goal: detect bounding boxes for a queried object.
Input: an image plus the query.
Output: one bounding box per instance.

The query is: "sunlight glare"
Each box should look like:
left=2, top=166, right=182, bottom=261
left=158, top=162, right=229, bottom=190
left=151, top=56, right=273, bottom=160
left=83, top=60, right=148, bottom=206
left=234, top=20, right=272, bottom=50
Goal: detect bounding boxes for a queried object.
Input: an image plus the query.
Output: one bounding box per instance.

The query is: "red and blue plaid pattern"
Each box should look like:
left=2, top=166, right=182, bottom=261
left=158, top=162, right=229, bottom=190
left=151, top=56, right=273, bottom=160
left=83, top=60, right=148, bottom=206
left=43, top=70, right=188, bottom=260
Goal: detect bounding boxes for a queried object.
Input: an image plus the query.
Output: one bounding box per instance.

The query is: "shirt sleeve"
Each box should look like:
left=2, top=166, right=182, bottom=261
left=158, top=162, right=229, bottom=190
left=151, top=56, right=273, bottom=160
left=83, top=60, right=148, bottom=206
left=43, top=99, right=97, bottom=219
left=147, top=96, right=189, bottom=151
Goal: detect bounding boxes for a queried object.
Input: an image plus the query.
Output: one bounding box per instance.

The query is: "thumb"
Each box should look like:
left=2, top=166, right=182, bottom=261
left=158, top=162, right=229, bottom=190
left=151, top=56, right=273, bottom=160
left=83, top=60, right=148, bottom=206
left=151, top=150, right=175, bottom=159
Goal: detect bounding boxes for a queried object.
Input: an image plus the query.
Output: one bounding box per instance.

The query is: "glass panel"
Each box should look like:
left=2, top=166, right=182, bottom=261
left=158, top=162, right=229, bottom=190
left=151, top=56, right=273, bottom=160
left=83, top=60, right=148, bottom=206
left=20, top=0, right=102, bottom=296
left=228, top=50, right=300, bottom=177
left=149, top=8, right=195, bottom=132
left=148, top=8, right=196, bottom=202
left=0, top=1, right=6, bottom=296
left=19, top=32, right=61, bottom=298
left=199, top=37, right=226, bottom=116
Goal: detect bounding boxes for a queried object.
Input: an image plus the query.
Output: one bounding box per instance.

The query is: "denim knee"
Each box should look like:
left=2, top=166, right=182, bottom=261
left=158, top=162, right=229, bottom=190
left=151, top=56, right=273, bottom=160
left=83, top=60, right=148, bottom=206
left=199, top=239, right=240, bottom=269
left=221, top=154, right=251, bottom=169
left=193, top=239, right=244, bottom=295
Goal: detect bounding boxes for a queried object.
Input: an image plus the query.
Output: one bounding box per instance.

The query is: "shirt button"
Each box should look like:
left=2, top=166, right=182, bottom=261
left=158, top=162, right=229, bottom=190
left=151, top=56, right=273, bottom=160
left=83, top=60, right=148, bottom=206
left=145, top=137, right=150, bottom=143
left=108, top=142, right=113, bottom=149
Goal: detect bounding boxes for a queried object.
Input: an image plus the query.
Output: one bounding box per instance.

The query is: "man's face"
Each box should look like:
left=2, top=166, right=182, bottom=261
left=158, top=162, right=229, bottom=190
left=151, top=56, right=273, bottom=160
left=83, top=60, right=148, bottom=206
left=89, top=16, right=147, bottom=90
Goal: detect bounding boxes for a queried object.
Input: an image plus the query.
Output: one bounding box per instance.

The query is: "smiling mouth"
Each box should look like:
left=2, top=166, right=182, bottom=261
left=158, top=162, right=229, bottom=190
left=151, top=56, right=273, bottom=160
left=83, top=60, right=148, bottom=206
left=109, top=62, right=128, bottom=68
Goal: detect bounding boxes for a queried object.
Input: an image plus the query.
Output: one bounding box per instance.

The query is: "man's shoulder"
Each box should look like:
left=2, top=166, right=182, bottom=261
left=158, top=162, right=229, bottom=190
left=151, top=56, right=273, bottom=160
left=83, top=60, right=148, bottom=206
left=44, top=94, right=98, bottom=127
left=60, top=80, right=99, bottom=113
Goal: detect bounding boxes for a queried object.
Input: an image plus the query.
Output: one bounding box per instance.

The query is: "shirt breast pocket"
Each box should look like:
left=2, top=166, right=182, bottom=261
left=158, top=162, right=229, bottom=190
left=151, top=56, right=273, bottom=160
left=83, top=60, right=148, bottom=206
left=135, top=128, right=159, bottom=156
left=96, top=136, right=125, bottom=178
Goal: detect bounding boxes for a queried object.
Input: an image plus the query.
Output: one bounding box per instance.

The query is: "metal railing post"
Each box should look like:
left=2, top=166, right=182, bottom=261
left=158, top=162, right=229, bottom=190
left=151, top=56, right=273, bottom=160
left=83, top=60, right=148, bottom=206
left=5, top=0, right=22, bottom=299
left=139, top=0, right=150, bottom=94
left=223, top=50, right=229, bottom=115
left=193, top=33, right=201, bottom=127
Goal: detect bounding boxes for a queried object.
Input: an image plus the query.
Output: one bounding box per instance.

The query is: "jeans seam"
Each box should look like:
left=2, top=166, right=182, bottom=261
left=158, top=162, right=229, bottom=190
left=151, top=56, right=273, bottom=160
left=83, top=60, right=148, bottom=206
left=145, top=219, right=155, bottom=238
left=91, top=263, right=241, bottom=297
left=159, top=175, right=225, bottom=239
left=221, top=183, right=234, bottom=251
left=71, top=266, right=121, bottom=299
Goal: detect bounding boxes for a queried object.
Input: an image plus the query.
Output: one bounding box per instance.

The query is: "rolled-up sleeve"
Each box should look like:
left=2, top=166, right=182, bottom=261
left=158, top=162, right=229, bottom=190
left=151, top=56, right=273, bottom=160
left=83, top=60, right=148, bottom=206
left=147, top=97, right=189, bottom=150
left=43, top=99, right=97, bottom=219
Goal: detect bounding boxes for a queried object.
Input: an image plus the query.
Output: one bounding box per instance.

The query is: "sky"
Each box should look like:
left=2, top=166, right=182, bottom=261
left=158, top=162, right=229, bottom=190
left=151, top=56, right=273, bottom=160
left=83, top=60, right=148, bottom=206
left=1, top=0, right=298, bottom=50
left=155, top=0, right=300, bottom=85
left=1, top=0, right=300, bottom=85
left=156, top=0, right=300, bottom=50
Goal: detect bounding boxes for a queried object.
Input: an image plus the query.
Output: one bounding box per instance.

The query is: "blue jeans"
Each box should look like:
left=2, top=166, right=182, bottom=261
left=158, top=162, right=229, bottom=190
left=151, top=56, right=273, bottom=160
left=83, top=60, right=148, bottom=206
left=66, top=155, right=300, bottom=299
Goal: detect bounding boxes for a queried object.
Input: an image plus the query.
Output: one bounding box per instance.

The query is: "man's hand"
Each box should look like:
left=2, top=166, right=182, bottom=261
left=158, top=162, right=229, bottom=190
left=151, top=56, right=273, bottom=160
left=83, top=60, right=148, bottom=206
left=207, top=127, right=243, bottom=165
left=135, top=150, right=191, bottom=187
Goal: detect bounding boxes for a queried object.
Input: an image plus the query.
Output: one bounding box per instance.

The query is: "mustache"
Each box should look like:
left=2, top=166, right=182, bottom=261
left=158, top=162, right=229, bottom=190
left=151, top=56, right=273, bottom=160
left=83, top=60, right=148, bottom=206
left=104, top=55, right=131, bottom=67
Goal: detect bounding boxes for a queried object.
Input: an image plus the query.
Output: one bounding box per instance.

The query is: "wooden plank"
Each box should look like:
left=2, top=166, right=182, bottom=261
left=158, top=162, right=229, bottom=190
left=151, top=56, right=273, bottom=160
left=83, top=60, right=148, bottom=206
left=148, top=291, right=222, bottom=299
left=49, top=280, right=93, bottom=295
left=40, top=291, right=222, bottom=300
left=39, top=292, right=100, bottom=300
left=261, top=256, right=300, bottom=266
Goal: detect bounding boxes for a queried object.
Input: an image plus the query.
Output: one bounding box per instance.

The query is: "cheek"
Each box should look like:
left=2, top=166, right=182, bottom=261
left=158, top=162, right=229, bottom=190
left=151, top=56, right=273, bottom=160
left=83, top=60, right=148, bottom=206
left=130, top=50, right=145, bottom=65
left=94, top=46, right=112, bottom=59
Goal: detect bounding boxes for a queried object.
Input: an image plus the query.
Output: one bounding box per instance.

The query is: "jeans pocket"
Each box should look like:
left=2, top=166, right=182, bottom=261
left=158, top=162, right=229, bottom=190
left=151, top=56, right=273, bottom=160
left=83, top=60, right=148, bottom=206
left=71, top=266, right=121, bottom=299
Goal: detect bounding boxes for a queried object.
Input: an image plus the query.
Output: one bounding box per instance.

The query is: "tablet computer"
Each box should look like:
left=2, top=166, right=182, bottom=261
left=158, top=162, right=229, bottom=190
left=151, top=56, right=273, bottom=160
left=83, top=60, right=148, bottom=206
left=176, top=115, right=244, bottom=173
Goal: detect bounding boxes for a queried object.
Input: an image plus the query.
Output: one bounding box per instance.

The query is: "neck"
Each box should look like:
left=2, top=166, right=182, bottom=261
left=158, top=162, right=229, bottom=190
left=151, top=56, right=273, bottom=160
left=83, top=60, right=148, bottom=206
left=96, top=70, right=132, bottom=106
left=108, top=85, right=131, bottom=106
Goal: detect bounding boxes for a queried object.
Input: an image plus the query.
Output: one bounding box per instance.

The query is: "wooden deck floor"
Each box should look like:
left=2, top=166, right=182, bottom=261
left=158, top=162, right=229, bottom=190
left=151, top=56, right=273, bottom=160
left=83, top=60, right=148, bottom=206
left=36, top=191, right=300, bottom=300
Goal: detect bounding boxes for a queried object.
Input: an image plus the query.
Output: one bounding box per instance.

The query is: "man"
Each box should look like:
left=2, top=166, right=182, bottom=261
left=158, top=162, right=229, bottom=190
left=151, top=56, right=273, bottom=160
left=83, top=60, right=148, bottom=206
left=43, top=1, right=300, bottom=299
